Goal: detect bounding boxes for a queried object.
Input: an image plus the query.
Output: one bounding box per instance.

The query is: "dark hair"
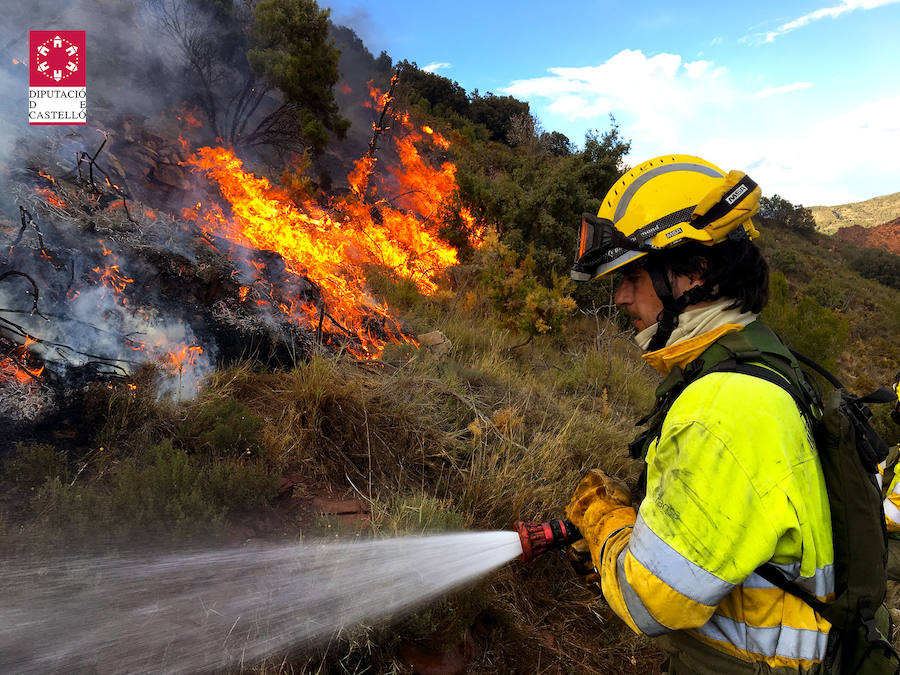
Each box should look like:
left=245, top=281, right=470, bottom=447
left=655, top=237, right=769, bottom=313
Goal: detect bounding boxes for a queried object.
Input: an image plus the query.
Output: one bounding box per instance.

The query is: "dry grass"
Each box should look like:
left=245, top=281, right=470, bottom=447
left=11, top=243, right=900, bottom=672
left=0, top=270, right=666, bottom=673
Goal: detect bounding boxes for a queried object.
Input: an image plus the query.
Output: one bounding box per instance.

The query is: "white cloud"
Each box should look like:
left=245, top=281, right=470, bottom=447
left=683, top=59, right=714, bottom=78
left=547, top=95, right=612, bottom=119
left=709, top=36, right=724, bottom=46
left=752, top=81, right=814, bottom=99
left=503, top=49, right=732, bottom=147
left=504, top=48, right=898, bottom=205
left=696, top=94, right=900, bottom=204
left=421, top=62, right=451, bottom=73
left=755, top=0, right=900, bottom=43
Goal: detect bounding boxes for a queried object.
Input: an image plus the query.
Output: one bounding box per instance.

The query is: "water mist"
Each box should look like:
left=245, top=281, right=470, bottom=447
left=0, top=531, right=523, bottom=673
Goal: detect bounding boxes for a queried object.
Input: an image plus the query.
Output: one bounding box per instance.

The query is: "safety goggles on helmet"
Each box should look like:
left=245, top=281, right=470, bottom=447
left=570, top=155, right=762, bottom=281
left=572, top=213, right=649, bottom=281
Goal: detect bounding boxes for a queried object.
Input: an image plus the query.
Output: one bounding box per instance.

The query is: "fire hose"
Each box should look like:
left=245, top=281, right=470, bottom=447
left=513, top=518, right=582, bottom=562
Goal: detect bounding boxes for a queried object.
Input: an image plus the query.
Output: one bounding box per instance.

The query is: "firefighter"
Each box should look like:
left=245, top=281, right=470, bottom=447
left=566, top=155, right=834, bottom=673
left=883, top=372, right=900, bottom=581
left=893, top=371, right=900, bottom=425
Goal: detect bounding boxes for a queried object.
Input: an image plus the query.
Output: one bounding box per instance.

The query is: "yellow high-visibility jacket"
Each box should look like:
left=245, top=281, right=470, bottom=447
left=599, top=337, right=834, bottom=671
left=883, top=459, right=900, bottom=533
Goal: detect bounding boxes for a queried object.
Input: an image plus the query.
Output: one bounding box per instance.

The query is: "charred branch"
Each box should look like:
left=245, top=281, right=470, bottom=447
left=354, top=69, right=402, bottom=201
left=0, top=315, right=132, bottom=379
left=368, top=69, right=402, bottom=159
left=9, top=207, right=47, bottom=260
left=76, top=131, right=108, bottom=191
left=0, top=270, right=47, bottom=319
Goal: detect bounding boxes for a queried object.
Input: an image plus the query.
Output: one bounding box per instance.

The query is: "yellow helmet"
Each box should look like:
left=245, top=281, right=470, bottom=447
left=571, top=154, right=761, bottom=281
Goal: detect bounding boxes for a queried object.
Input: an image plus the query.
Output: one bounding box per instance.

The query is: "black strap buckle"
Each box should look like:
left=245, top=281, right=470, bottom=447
left=859, top=599, right=882, bottom=644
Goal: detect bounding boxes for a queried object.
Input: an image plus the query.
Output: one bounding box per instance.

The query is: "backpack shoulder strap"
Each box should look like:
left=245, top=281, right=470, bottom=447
left=629, top=320, right=814, bottom=461
left=704, top=360, right=815, bottom=422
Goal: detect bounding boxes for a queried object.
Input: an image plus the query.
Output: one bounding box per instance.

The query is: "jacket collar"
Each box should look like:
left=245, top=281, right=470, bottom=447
left=642, top=323, right=747, bottom=375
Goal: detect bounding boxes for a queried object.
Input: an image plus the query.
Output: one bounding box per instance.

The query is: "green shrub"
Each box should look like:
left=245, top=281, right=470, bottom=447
left=4, top=443, right=68, bottom=490
left=185, top=396, right=263, bottom=457
left=477, top=236, right=576, bottom=336
left=31, top=439, right=275, bottom=544
left=766, top=248, right=808, bottom=276
left=804, top=278, right=848, bottom=311
left=762, top=272, right=850, bottom=371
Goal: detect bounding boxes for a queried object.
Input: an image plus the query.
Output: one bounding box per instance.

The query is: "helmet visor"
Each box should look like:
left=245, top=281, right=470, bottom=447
left=572, top=213, right=644, bottom=279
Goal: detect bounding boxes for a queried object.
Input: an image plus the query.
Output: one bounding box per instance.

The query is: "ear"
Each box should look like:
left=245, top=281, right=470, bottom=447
left=686, top=259, right=708, bottom=288
left=685, top=270, right=704, bottom=288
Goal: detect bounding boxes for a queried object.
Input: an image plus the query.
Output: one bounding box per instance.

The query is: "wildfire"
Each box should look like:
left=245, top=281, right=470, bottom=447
left=167, top=345, right=203, bottom=370
left=180, top=81, right=485, bottom=356
left=175, top=103, right=203, bottom=130
left=34, top=186, right=66, bottom=208
left=91, top=264, right=134, bottom=295
left=0, top=337, right=45, bottom=385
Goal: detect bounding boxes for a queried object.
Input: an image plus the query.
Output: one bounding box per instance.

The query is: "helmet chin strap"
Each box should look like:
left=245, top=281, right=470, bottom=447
left=646, top=262, right=710, bottom=352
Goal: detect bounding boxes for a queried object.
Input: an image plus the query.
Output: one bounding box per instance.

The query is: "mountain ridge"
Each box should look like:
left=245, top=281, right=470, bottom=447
left=809, top=191, right=900, bottom=234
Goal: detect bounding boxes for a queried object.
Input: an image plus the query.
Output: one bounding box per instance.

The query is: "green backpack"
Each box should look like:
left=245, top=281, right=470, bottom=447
left=630, top=320, right=900, bottom=674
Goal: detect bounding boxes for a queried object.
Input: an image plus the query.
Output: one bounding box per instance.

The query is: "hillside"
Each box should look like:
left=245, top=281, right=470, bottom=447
left=3, top=4, right=900, bottom=673
left=810, top=191, right=900, bottom=234
left=834, top=216, right=900, bottom=256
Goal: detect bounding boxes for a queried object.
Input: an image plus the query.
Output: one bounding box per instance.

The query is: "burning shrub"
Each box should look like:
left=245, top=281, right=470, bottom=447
left=86, top=366, right=178, bottom=456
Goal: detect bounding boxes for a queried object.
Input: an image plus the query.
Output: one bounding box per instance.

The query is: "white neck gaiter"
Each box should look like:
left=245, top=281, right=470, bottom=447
left=634, top=298, right=758, bottom=352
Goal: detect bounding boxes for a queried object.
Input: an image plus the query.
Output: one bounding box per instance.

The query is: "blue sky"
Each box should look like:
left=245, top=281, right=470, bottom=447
left=325, top=0, right=900, bottom=206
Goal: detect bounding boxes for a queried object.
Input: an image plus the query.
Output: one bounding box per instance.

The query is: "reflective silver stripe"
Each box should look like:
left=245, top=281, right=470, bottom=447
left=885, top=498, right=900, bottom=526
left=616, top=548, right=671, bottom=637
left=590, top=249, right=646, bottom=277
left=878, top=471, right=885, bottom=491
left=694, top=614, right=828, bottom=662
left=628, top=514, right=734, bottom=606
left=891, top=480, right=900, bottom=497
left=613, top=162, right=723, bottom=223
left=743, top=562, right=835, bottom=597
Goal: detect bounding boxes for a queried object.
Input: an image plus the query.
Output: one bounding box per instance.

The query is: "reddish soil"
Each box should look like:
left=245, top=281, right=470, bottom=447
left=834, top=217, right=900, bottom=255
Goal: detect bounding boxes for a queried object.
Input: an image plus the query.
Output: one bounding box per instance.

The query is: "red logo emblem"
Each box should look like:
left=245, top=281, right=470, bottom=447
left=29, top=31, right=86, bottom=87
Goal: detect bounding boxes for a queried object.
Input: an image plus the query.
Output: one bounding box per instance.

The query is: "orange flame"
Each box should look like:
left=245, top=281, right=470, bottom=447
left=91, top=264, right=134, bottom=295
left=180, top=85, right=483, bottom=356
left=34, top=186, right=66, bottom=208
left=167, top=345, right=203, bottom=370
left=1, top=337, right=45, bottom=385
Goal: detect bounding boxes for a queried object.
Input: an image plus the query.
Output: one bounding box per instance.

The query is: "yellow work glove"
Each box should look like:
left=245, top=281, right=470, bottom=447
left=565, top=469, right=637, bottom=585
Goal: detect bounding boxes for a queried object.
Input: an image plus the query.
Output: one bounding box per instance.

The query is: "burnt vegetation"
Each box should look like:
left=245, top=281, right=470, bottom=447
left=2, top=1, right=900, bottom=673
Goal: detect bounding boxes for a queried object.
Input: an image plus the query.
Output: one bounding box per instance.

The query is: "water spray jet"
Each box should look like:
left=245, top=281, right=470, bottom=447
left=1, top=531, right=525, bottom=673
